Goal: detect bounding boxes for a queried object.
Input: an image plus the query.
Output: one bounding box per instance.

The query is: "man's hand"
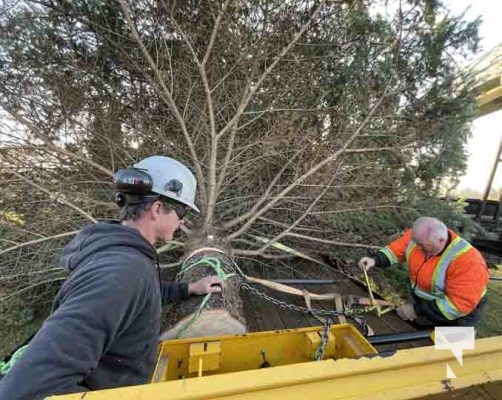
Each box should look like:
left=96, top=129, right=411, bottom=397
left=396, top=303, right=417, bottom=321
left=358, top=256, right=376, bottom=272
left=188, top=276, right=224, bottom=296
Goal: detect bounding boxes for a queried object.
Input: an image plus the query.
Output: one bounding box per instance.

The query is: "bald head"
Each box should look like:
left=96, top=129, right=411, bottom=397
left=412, top=217, right=448, bottom=256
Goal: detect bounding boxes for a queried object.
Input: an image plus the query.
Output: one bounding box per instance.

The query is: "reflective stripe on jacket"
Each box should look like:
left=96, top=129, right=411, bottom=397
left=379, top=229, right=489, bottom=320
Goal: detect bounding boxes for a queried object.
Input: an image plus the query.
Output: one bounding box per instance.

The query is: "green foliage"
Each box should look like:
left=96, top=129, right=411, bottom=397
left=330, top=197, right=476, bottom=251
left=0, top=298, right=35, bottom=327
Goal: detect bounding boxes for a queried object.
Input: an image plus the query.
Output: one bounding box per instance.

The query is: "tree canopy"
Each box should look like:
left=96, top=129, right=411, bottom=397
left=0, top=0, right=480, bottom=339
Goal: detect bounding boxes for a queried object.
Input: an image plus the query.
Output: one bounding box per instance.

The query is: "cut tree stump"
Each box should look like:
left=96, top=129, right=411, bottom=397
left=161, top=245, right=246, bottom=340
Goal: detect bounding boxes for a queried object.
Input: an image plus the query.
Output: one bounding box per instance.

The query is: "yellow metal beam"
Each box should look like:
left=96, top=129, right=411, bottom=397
left=475, top=74, right=502, bottom=117
left=151, top=324, right=376, bottom=382
left=50, top=336, right=502, bottom=400
left=477, top=84, right=502, bottom=106
left=479, top=100, right=502, bottom=117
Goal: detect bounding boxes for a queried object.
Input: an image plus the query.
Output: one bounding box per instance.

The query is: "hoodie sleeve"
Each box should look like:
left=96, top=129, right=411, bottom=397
left=0, top=256, right=146, bottom=400
left=160, top=280, right=190, bottom=306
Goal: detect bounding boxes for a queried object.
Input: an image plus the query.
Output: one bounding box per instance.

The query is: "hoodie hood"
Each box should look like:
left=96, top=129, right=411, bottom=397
left=59, top=221, right=157, bottom=272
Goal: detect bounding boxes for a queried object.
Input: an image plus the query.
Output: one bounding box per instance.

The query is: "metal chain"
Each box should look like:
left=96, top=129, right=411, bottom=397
left=177, top=253, right=367, bottom=334
left=315, top=318, right=333, bottom=361
left=240, top=281, right=345, bottom=318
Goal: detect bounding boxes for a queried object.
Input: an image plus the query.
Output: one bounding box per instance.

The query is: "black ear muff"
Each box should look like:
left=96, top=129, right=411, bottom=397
left=113, top=168, right=153, bottom=195
left=114, top=192, right=145, bottom=208
left=115, top=192, right=126, bottom=207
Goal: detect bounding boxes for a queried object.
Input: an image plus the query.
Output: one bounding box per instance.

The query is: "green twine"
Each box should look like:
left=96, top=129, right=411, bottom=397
left=178, top=256, right=235, bottom=281
left=174, top=256, right=235, bottom=338
left=0, top=344, right=28, bottom=376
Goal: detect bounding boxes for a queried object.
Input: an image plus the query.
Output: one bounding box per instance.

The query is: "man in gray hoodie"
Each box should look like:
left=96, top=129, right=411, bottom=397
left=0, top=156, right=222, bottom=399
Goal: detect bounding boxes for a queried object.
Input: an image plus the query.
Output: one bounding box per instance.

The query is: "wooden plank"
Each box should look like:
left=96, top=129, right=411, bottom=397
left=245, top=287, right=285, bottom=331
left=240, top=260, right=431, bottom=351
left=244, top=266, right=290, bottom=332
left=267, top=288, right=315, bottom=329
left=262, top=267, right=313, bottom=330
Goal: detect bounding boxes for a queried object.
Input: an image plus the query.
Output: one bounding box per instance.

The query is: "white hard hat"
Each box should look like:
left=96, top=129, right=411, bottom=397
left=133, top=156, right=200, bottom=213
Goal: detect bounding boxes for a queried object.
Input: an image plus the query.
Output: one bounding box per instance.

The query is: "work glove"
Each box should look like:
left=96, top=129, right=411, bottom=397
left=358, top=256, right=376, bottom=272
left=396, top=303, right=417, bottom=321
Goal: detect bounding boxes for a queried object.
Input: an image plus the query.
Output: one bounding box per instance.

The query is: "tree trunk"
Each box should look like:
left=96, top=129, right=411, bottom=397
left=161, top=240, right=246, bottom=340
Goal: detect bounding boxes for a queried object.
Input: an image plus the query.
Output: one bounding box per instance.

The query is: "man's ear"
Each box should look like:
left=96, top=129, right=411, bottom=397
left=150, top=201, right=162, bottom=219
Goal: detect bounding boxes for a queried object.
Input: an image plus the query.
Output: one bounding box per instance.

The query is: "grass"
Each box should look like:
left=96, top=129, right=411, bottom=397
left=477, top=281, right=502, bottom=338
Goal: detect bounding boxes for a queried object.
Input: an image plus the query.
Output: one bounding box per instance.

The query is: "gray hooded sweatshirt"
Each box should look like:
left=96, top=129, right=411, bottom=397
left=0, top=221, right=189, bottom=400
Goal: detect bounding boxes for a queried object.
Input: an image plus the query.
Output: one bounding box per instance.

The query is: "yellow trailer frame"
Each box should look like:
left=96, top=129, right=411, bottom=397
left=50, top=325, right=502, bottom=400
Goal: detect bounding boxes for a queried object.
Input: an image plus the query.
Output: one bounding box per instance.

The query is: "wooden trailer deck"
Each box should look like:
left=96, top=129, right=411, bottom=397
left=239, top=263, right=432, bottom=353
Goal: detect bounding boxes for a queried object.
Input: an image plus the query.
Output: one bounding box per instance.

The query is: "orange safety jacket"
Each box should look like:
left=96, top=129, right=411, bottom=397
left=379, top=229, right=489, bottom=320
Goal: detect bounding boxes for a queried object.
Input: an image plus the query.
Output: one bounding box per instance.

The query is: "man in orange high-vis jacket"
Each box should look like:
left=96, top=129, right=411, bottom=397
left=359, top=217, right=489, bottom=327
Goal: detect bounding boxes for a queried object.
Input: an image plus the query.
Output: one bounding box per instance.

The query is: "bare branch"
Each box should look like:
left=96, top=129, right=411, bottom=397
left=232, top=249, right=299, bottom=259
left=216, top=2, right=329, bottom=140
left=223, top=147, right=305, bottom=229
left=172, top=21, right=219, bottom=226
left=0, top=225, right=45, bottom=239
left=284, top=232, right=380, bottom=250
left=256, top=217, right=326, bottom=234
left=3, top=109, right=113, bottom=176
left=226, top=80, right=393, bottom=240
left=0, top=277, right=67, bottom=303
left=344, top=146, right=397, bottom=153
left=0, top=268, right=65, bottom=283
left=254, top=175, right=337, bottom=254
left=3, top=165, right=97, bottom=223
left=159, top=262, right=182, bottom=269
left=202, top=1, right=230, bottom=67
left=171, top=2, right=229, bottom=228
left=211, top=52, right=251, bottom=93
left=309, top=204, right=417, bottom=215
left=117, top=0, right=207, bottom=206
left=0, top=231, right=78, bottom=256
left=243, top=107, right=337, bottom=115
left=215, top=121, right=238, bottom=196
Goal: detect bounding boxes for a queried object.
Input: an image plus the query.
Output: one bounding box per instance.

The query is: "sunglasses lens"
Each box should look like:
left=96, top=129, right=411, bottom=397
left=176, top=205, right=188, bottom=219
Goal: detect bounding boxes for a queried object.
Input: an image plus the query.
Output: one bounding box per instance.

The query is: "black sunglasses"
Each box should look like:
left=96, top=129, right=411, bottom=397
left=172, top=203, right=189, bottom=219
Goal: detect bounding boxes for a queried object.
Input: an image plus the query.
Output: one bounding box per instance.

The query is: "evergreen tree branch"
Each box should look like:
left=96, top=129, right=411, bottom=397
left=0, top=231, right=79, bottom=257
left=255, top=174, right=338, bottom=254
left=2, top=165, right=97, bottom=223
left=215, top=2, right=329, bottom=141
left=170, top=1, right=229, bottom=228
left=226, top=79, right=393, bottom=240
left=2, top=109, right=113, bottom=177
left=118, top=0, right=207, bottom=207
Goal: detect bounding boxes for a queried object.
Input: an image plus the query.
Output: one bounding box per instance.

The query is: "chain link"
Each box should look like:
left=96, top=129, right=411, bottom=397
left=315, top=318, right=332, bottom=361
left=178, top=253, right=368, bottom=337
left=240, top=281, right=346, bottom=318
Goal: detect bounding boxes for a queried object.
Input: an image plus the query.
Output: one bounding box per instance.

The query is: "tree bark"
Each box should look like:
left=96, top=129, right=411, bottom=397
left=161, top=239, right=246, bottom=340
